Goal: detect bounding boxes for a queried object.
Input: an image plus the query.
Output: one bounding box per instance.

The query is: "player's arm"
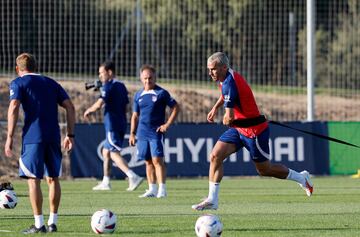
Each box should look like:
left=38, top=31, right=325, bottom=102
left=207, top=95, right=224, bottom=123
left=157, top=103, right=180, bottom=133
left=129, top=112, right=139, bottom=146
left=83, top=98, right=104, bottom=120
left=223, top=107, right=234, bottom=126
left=222, top=78, right=237, bottom=126
left=61, top=99, right=76, bottom=151
left=5, top=99, right=20, bottom=157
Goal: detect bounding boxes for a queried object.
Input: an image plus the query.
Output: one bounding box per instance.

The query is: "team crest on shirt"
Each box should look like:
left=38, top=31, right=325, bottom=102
left=152, top=95, right=157, bottom=102
left=224, top=94, right=231, bottom=103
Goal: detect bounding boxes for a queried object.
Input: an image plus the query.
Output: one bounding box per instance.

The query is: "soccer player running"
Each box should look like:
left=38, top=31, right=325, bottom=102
left=4, top=53, right=75, bottom=233
left=192, top=52, right=313, bottom=211
left=84, top=61, right=143, bottom=191
left=129, top=64, right=180, bottom=198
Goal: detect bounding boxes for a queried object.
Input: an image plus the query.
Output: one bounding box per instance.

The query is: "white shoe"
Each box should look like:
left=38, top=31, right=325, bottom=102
left=191, top=198, right=218, bottom=211
left=156, top=190, right=167, bottom=198
left=92, top=182, right=111, bottom=191
left=138, top=189, right=157, bottom=198
left=127, top=176, right=144, bottom=191
left=299, top=170, right=314, bottom=196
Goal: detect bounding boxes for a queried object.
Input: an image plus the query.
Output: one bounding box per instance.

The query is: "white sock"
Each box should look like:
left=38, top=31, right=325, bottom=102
left=208, top=181, right=220, bottom=203
left=158, top=183, right=166, bottom=193
left=125, top=170, right=136, bottom=178
left=287, top=169, right=305, bottom=184
left=48, top=212, right=58, bottom=225
left=149, top=183, right=157, bottom=193
left=34, top=214, right=44, bottom=228
left=102, top=176, right=110, bottom=185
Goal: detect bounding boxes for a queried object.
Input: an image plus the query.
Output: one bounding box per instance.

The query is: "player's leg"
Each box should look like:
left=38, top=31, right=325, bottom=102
left=28, top=178, right=45, bottom=226
left=46, top=177, right=60, bottom=232
left=152, top=157, right=166, bottom=197
left=192, top=128, right=240, bottom=211
left=93, top=148, right=112, bottom=190
left=254, top=161, right=313, bottom=196
left=248, top=128, right=313, bottom=196
left=109, top=151, right=143, bottom=191
left=44, top=142, right=63, bottom=232
left=19, top=143, right=47, bottom=233
left=139, top=159, right=158, bottom=198
left=106, top=131, right=143, bottom=191
left=138, top=140, right=157, bottom=197
left=192, top=141, right=237, bottom=210
left=149, top=139, right=167, bottom=198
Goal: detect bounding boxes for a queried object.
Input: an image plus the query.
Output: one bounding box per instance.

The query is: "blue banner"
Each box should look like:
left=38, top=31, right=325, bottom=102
left=70, top=122, right=330, bottom=178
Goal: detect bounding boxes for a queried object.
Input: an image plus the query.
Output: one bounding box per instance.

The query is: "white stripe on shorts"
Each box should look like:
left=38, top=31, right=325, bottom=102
left=255, top=137, right=270, bottom=160
left=107, top=132, right=122, bottom=152
left=19, top=157, right=37, bottom=178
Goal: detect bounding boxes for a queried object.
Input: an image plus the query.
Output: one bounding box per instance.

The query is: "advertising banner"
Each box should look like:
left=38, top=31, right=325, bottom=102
left=70, top=122, right=329, bottom=178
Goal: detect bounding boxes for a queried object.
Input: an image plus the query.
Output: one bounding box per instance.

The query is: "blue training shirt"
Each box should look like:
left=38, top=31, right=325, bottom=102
left=133, top=85, right=177, bottom=140
left=100, top=79, right=129, bottom=133
left=9, top=73, right=70, bottom=144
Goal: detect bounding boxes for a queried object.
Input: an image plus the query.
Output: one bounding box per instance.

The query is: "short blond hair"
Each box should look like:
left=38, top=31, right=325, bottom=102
left=16, top=53, right=38, bottom=72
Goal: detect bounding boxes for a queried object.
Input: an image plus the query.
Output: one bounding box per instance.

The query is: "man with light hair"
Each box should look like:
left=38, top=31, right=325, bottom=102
left=5, top=53, right=75, bottom=233
left=192, top=52, right=313, bottom=211
left=129, top=64, right=180, bottom=198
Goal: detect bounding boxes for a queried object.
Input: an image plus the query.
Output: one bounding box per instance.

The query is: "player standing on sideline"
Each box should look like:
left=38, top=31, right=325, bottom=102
left=192, top=52, right=313, bottom=211
left=129, top=64, right=180, bottom=198
left=4, top=53, right=75, bottom=233
left=84, top=61, right=143, bottom=191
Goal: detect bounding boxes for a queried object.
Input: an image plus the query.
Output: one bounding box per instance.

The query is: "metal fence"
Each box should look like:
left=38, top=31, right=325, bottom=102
left=1, top=0, right=359, bottom=122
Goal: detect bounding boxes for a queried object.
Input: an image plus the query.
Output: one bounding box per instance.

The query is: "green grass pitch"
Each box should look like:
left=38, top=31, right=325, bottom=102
left=0, top=176, right=359, bottom=236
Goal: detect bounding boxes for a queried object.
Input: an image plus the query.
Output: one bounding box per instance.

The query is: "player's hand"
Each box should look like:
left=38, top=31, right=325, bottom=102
left=129, top=134, right=136, bottom=146
left=223, top=114, right=233, bottom=126
left=156, top=124, right=168, bottom=133
left=83, top=109, right=92, bottom=120
left=207, top=108, right=217, bottom=123
left=4, top=137, right=13, bottom=158
left=63, top=136, right=74, bottom=152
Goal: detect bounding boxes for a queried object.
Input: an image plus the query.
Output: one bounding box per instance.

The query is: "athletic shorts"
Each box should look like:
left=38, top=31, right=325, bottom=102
left=219, top=127, right=270, bottom=163
left=136, top=139, right=164, bottom=161
left=103, top=131, right=124, bottom=152
left=19, top=143, right=62, bottom=179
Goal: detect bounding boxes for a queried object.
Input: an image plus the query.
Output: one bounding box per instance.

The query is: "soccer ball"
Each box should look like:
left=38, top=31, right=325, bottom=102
left=0, top=189, right=18, bottom=209
left=195, top=214, right=223, bottom=237
left=91, top=209, right=117, bottom=234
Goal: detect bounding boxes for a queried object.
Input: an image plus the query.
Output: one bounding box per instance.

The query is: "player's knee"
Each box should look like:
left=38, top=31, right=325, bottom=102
left=46, top=177, right=58, bottom=184
left=209, top=152, right=221, bottom=164
left=152, top=157, right=164, bottom=166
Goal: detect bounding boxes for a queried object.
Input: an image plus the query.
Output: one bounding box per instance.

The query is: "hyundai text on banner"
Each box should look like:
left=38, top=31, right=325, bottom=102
left=70, top=122, right=329, bottom=178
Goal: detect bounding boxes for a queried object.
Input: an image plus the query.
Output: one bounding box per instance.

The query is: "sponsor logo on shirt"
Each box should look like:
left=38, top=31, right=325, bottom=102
left=9, top=89, right=14, bottom=97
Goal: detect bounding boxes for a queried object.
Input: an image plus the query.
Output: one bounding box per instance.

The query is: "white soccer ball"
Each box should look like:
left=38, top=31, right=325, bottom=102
left=0, top=189, right=18, bottom=209
left=195, top=214, right=223, bottom=237
left=91, top=209, right=117, bottom=234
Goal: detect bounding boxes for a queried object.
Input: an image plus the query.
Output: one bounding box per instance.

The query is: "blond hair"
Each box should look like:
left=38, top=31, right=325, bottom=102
left=16, top=53, right=38, bottom=72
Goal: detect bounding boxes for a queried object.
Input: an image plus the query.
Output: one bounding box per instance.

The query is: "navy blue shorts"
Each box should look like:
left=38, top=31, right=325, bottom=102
left=19, top=143, right=62, bottom=178
left=136, top=139, right=164, bottom=160
left=103, top=131, right=125, bottom=152
left=219, top=127, right=270, bottom=163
